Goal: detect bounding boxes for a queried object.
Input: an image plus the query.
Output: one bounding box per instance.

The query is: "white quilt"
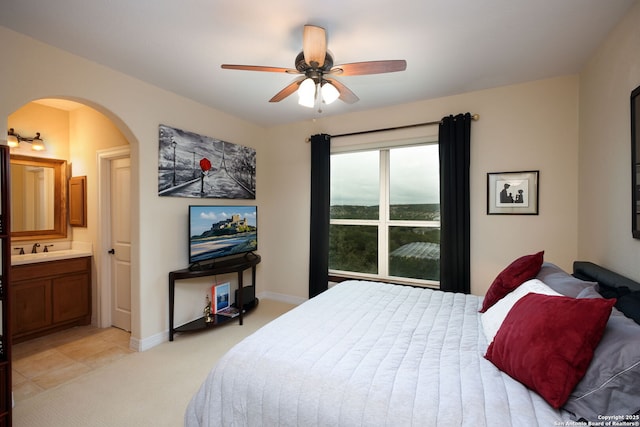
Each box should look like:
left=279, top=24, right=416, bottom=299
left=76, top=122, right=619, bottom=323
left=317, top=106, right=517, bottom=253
left=185, top=280, right=569, bottom=426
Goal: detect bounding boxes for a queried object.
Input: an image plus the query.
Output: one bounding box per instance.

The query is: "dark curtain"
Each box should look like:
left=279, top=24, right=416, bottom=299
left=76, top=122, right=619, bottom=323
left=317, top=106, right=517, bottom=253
left=439, top=113, right=471, bottom=293
left=309, top=133, right=331, bottom=298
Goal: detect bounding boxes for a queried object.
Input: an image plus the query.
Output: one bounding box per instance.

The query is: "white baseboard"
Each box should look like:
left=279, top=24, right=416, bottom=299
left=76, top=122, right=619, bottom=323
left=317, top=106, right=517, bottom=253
left=133, top=292, right=307, bottom=352
left=257, top=291, right=307, bottom=306
left=130, top=330, right=167, bottom=352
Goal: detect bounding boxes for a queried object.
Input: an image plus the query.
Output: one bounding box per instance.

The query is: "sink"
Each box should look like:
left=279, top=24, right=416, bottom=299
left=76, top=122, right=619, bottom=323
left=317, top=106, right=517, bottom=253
left=11, top=249, right=93, bottom=265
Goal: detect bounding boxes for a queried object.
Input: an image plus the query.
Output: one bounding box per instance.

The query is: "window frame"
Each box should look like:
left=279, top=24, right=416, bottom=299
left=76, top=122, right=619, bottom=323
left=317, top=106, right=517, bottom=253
left=329, top=137, right=440, bottom=288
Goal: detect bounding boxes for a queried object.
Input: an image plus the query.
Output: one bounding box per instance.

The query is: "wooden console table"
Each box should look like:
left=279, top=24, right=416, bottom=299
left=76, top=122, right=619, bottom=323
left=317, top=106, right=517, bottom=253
left=168, top=253, right=260, bottom=341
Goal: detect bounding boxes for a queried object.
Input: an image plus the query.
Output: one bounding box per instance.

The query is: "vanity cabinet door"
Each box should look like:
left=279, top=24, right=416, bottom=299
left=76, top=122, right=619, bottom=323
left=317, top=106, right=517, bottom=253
left=11, top=279, right=52, bottom=334
left=11, top=256, right=92, bottom=342
left=52, top=272, right=90, bottom=323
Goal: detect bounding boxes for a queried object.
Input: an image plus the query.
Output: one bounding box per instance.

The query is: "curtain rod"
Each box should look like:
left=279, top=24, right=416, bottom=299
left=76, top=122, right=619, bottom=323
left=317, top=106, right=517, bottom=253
left=306, top=113, right=479, bottom=142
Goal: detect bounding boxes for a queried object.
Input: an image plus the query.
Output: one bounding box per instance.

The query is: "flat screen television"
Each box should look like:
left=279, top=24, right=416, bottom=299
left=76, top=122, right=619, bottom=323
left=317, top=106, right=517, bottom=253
left=189, top=205, right=257, bottom=266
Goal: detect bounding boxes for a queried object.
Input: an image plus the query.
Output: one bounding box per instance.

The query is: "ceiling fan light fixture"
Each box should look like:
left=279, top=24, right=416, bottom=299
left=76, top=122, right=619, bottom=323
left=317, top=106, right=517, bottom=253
left=221, top=25, right=406, bottom=108
left=321, top=81, right=339, bottom=104
left=298, top=78, right=316, bottom=108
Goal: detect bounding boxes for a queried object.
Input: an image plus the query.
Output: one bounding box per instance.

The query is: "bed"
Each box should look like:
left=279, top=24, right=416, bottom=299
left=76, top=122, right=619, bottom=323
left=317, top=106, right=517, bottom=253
left=185, top=255, right=640, bottom=426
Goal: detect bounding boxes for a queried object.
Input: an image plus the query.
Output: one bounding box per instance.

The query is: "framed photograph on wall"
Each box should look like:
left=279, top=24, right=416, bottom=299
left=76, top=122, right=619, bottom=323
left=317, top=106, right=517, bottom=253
left=487, top=170, right=539, bottom=215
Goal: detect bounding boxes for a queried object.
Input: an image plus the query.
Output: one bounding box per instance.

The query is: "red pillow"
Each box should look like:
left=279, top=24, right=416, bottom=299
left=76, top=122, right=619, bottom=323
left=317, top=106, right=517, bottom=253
left=485, top=293, right=615, bottom=408
left=479, top=251, right=544, bottom=312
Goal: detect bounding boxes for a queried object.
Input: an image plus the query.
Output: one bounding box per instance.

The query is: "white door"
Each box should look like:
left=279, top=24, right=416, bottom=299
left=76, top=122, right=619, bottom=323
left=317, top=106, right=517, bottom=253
left=110, top=157, right=131, bottom=331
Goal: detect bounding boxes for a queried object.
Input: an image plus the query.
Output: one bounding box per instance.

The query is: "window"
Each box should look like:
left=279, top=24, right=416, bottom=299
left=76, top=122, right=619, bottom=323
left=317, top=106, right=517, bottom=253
left=329, top=143, right=440, bottom=287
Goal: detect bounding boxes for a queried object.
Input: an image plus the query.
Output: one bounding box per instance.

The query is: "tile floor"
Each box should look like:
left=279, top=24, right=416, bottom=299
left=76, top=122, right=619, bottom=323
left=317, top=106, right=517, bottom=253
left=11, top=326, right=133, bottom=402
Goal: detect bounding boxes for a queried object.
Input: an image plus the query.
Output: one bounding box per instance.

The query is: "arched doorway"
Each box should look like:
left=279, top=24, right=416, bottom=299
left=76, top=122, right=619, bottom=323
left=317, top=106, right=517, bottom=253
left=7, top=97, right=136, bottom=340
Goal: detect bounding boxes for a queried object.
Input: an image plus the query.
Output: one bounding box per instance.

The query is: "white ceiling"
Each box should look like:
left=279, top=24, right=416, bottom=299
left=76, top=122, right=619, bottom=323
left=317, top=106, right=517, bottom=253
left=1, top=0, right=635, bottom=127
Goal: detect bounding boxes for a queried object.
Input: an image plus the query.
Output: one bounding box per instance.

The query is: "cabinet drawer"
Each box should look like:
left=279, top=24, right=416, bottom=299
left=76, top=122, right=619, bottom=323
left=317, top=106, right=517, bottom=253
left=11, top=257, right=90, bottom=282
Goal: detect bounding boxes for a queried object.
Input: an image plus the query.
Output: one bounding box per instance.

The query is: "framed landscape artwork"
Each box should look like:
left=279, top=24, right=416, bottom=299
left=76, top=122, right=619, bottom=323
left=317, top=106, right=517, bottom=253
left=487, top=170, right=539, bottom=215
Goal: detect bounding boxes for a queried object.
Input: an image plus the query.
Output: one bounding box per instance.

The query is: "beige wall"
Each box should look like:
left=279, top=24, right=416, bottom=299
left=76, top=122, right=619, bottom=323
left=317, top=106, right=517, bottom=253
left=263, top=76, right=581, bottom=298
left=578, top=0, right=640, bottom=282
left=8, top=103, right=70, bottom=160
left=67, top=105, right=130, bottom=245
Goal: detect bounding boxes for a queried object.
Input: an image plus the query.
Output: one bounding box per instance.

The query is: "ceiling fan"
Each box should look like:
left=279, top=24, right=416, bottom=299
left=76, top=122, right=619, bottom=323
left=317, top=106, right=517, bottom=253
left=221, top=25, right=407, bottom=108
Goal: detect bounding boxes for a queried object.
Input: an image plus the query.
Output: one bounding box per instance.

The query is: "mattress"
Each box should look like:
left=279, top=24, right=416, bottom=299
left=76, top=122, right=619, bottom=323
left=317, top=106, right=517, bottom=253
left=185, top=280, right=568, bottom=426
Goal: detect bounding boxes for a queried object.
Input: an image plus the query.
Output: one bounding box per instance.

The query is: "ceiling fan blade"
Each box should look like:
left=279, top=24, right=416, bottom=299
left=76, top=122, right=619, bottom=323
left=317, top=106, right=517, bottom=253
left=269, top=77, right=305, bottom=102
left=303, top=25, right=326, bottom=68
left=221, top=64, right=299, bottom=74
left=325, top=78, right=359, bottom=104
left=330, top=60, right=407, bottom=76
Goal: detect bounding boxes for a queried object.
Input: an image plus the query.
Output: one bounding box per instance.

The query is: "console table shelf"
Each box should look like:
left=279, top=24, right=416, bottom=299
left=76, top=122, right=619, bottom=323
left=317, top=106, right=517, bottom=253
left=168, top=253, right=260, bottom=341
left=173, top=299, right=259, bottom=334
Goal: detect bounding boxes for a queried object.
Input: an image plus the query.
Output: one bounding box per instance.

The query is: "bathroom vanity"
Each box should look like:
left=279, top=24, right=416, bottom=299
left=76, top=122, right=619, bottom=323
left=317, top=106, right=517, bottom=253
left=7, top=153, right=93, bottom=342
left=10, top=254, right=91, bottom=343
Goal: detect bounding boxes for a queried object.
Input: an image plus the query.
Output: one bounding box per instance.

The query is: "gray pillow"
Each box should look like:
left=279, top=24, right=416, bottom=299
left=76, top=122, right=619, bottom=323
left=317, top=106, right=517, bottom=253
left=536, top=262, right=596, bottom=297
left=575, top=285, right=602, bottom=299
left=563, top=306, right=640, bottom=421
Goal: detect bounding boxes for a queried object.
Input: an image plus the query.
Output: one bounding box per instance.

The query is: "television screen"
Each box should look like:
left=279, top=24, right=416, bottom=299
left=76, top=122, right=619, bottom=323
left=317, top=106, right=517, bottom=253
left=189, top=205, right=257, bottom=265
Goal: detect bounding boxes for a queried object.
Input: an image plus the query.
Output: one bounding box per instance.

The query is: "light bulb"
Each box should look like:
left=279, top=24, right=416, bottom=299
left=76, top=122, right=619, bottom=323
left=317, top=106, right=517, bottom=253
left=298, top=78, right=316, bottom=108
left=321, top=82, right=339, bottom=104
left=7, top=129, right=19, bottom=148
left=31, top=134, right=45, bottom=151
left=7, top=135, right=19, bottom=148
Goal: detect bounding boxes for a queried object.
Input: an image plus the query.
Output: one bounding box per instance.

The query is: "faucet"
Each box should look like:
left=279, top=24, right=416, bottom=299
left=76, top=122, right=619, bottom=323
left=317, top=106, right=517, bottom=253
left=14, top=247, right=25, bottom=255
left=44, top=244, right=54, bottom=253
left=31, top=243, right=40, bottom=254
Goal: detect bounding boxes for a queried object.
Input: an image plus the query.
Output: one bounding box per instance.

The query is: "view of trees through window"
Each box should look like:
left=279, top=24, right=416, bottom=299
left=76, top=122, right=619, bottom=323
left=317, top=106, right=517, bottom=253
left=329, top=144, right=440, bottom=284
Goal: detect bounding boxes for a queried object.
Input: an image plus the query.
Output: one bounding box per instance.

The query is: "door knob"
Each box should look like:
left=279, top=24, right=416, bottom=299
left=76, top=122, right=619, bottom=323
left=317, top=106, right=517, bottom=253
left=108, top=249, right=115, bottom=254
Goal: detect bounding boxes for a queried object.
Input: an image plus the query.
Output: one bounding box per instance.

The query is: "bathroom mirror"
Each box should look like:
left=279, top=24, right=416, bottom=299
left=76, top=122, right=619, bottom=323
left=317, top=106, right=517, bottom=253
left=10, top=154, right=67, bottom=241
left=633, top=85, right=640, bottom=239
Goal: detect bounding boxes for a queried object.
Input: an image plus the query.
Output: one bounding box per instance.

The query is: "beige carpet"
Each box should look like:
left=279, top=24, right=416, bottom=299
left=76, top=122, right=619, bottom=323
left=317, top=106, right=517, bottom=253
left=13, top=299, right=296, bottom=427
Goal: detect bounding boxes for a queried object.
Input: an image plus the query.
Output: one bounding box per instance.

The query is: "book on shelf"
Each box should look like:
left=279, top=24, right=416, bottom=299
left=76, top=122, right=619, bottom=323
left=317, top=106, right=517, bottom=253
left=212, top=282, right=231, bottom=313
left=213, top=281, right=242, bottom=318
left=216, top=306, right=240, bottom=318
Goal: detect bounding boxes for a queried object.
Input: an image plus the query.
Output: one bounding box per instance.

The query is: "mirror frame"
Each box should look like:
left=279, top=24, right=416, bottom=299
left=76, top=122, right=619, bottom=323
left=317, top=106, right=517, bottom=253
left=10, top=154, right=68, bottom=242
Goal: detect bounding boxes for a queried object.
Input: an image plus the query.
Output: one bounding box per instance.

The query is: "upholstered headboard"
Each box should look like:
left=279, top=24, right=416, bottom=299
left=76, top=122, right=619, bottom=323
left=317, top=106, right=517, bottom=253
left=570, top=261, right=640, bottom=419
left=573, top=261, right=640, bottom=326
left=573, top=261, right=640, bottom=292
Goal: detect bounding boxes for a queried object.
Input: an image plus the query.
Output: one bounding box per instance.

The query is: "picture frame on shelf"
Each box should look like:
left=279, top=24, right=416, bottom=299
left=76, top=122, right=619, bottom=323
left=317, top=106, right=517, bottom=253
left=212, top=282, right=240, bottom=317
left=487, top=170, right=539, bottom=215
left=213, top=282, right=231, bottom=313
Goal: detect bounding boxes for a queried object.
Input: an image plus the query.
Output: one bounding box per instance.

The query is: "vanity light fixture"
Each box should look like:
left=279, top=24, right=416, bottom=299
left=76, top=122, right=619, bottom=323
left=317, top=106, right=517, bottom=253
left=7, top=128, right=46, bottom=151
